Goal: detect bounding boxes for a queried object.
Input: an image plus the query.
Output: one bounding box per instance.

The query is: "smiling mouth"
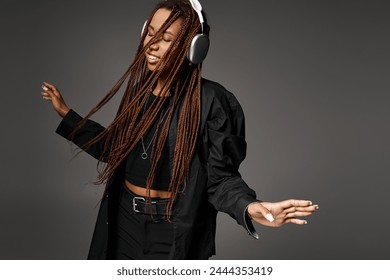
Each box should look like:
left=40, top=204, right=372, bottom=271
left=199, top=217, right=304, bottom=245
left=147, top=54, right=159, bottom=62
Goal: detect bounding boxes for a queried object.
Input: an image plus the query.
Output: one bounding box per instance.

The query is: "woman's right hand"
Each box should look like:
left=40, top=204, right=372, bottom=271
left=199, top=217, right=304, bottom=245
left=41, top=81, right=70, bottom=118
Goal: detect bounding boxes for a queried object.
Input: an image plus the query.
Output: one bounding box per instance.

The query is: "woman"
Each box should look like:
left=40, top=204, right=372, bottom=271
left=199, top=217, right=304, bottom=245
left=41, top=0, right=318, bottom=260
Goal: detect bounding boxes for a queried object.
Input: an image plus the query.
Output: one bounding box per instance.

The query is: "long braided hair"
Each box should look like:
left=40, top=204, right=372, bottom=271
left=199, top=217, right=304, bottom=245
left=70, top=0, right=209, bottom=218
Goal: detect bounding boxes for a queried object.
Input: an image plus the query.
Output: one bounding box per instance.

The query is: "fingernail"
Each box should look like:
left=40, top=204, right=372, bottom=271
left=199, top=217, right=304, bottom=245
left=308, top=201, right=313, bottom=206
left=304, top=221, right=308, bottom=225
left=265, top=214, right=274, bottom=223
left=314, top=205, right=319, bottom=209
left=42, top=85, right=48, bottom=91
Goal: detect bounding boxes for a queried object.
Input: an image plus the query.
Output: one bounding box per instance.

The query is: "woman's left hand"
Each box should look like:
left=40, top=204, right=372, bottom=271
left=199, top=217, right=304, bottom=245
left=247, top=199, right=319, bottom=227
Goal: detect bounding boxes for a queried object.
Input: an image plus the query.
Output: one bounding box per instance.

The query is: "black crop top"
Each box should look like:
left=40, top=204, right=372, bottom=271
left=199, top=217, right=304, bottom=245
left=125, top=93, right=171, bottom=191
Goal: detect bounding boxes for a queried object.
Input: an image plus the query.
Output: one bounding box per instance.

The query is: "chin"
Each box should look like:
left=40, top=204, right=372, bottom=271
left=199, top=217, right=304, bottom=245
left=147, top=62, right=160, bottom=72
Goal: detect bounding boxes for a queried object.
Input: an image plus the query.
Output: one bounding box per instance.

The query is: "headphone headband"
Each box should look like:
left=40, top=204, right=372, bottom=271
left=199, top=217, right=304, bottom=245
left=188, top=0, right=204, bottom=30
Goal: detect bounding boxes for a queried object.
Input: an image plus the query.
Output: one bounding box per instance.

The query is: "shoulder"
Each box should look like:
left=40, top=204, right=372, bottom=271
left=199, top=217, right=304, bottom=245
left=201, top=78, right=227, bottom=94
left=200, top=78, right=245, bottom=132
left=201, top=78, right=244, bottom=116
left=201, top=78, right=240, bottom=106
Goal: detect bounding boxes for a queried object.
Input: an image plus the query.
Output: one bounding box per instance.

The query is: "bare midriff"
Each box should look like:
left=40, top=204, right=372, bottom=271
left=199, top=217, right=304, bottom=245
left=124, top=179, right=172, bottom=199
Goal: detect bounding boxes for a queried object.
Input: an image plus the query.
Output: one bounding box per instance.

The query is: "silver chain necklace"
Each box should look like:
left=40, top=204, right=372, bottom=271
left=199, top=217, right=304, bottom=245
left=140, top=91, right=170, bottom=160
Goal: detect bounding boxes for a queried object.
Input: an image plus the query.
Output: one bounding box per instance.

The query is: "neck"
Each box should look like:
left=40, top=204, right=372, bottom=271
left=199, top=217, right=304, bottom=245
left=153, top=76, right=171, bottom=97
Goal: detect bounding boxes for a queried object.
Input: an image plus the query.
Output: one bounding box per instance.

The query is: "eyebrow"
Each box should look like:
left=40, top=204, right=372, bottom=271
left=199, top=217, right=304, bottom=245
left=149, top=25, right=175, bottom=36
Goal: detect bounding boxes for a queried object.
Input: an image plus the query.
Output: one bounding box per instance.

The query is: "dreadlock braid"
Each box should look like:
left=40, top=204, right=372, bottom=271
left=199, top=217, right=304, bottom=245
left=69, top=0, right=208, bottom=219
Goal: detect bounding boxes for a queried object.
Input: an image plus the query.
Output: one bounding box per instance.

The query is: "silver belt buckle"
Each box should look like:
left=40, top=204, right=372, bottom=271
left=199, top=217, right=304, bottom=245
left=132, top=196, right=157, bottom=213
left=132, top=196, right=145, bottom=213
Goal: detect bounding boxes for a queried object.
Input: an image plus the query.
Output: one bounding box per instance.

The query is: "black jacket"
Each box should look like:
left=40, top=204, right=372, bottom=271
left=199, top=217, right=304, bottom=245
left=56, top=78, right=259, bottom=259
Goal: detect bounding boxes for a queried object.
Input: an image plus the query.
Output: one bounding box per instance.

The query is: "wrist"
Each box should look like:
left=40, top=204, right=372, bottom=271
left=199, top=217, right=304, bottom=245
left=59, top=107, right=70, bottom=118
left=246, top=208, right=253, bottom=220
left=247, top=201, right=261, bottom=220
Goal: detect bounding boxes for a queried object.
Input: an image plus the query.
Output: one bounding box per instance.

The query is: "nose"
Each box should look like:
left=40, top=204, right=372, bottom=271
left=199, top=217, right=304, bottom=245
left=149, top=40, right=159, bottom=51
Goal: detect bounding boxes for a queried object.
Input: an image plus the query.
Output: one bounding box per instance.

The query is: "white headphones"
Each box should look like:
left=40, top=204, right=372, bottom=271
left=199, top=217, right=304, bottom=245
left=141, top=0, right=209, bottom=65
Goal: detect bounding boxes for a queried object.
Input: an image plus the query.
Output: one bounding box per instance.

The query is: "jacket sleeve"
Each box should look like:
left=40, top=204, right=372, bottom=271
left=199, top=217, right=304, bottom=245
left=55, top=109, right=110, bottom=162
left=206, top=92, right=260, bottom=239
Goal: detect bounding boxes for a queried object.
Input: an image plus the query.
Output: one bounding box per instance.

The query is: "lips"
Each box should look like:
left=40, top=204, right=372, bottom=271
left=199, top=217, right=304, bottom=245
left=146, top=53, right=160, bottom=63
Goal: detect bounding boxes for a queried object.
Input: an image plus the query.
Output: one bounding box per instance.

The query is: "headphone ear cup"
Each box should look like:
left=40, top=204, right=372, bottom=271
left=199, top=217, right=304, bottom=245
left=141, top=20, right=148, bottom=37
left=187, top=33, right=210, bottom=64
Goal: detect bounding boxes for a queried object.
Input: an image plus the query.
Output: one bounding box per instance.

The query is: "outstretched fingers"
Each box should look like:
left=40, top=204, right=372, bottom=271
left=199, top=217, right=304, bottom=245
left=42, top=82, right=52, bottom=97
left=285, top=218, right=308, bottom=225
left=42, top=82, right=60, bottom=96
left=41, top=92, right=52, bottom=100
left=284, top=205, right=319, bottom=214
left=285, top=211, right=314, bottom=218
left=279, top=200, right=319, bottom=226
left=43, top=81, right=56, bottom=90
left=283, top=199, right=313, bottom=208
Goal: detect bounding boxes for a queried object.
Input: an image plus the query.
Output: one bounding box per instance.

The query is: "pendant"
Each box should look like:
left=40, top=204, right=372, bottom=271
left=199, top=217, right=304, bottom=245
left=141, top=152, right=148, bottom=160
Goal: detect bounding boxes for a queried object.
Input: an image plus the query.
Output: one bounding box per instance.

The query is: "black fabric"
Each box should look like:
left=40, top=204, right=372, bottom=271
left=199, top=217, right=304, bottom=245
left=125, top=92, right=171, bottom=190
left=56, top=78, right=260, bottom=260
left=112, top=183, right=173, bottom=260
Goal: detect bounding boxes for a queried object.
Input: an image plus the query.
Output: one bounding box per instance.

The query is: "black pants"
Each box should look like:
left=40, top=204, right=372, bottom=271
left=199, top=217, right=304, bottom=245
left=113, top=183, right=174, bottom=260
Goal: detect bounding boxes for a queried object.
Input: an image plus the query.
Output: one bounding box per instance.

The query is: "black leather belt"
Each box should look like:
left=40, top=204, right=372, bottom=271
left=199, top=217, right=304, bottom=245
left=122, top=182, right=170, bottom=216
left=132, top=196, right=169, bottom=216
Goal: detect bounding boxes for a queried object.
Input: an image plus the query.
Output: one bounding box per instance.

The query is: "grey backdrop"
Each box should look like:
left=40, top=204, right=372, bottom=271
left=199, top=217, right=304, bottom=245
left=1, top=0, right=389, bottom=259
